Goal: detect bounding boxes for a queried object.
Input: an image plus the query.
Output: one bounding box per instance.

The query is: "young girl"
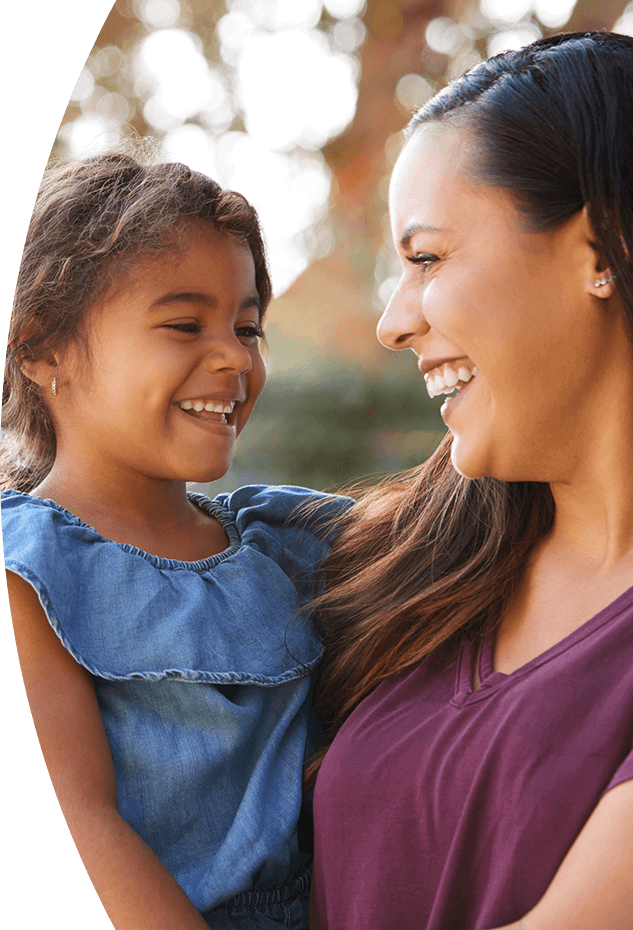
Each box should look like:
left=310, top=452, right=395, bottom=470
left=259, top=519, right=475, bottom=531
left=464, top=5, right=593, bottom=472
left=1, top=154, right=348, bottom=930
left=310, top=31, right=633, bottom=930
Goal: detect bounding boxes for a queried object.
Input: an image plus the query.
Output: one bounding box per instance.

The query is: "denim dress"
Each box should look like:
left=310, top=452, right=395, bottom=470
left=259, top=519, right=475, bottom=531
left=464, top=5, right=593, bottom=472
left=2, top=485, right=348, bottom=929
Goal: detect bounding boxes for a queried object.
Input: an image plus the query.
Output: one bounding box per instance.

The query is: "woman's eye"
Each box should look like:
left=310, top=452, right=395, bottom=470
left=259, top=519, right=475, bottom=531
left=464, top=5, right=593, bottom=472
left=407, top=253, right=437, bottom=272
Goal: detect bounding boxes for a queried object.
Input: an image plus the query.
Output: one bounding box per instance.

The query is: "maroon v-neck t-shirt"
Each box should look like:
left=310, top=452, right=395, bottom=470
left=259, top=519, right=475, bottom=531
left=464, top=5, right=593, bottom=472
left=313, top=586, right=633, bottom=929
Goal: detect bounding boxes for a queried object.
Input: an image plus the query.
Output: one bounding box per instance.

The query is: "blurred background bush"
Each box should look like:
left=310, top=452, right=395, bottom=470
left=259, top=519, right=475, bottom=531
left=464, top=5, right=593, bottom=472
left=53, top=0, right=633, bottom=492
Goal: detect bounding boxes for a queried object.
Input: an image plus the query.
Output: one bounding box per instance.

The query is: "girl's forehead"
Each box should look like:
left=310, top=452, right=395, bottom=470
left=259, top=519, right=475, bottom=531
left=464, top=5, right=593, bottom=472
left=104, top=229, right=255, bottom=294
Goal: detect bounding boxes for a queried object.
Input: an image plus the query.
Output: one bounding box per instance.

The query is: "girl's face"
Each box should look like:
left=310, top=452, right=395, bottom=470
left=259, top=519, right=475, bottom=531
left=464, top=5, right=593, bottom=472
left=379, top=122, right=627, bottom=482
left=55, top=226, right=266, bottom=486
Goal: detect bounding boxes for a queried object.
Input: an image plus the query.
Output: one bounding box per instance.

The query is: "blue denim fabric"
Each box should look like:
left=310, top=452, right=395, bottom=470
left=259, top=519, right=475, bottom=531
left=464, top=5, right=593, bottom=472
left=2, top=485, right=350, bottom=926
left=203, top=855, right=311, bottom=929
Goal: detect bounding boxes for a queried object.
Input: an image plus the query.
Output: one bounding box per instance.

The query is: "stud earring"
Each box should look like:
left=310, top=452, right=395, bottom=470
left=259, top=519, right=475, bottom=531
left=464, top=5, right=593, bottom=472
left=594, top=274, right=614, bottom=288
left=51, top=377, right=58, bottom=397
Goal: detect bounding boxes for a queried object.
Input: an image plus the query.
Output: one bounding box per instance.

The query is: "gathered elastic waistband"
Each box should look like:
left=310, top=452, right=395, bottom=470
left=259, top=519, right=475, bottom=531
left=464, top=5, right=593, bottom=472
left=219, top=859, right=312, bottom=909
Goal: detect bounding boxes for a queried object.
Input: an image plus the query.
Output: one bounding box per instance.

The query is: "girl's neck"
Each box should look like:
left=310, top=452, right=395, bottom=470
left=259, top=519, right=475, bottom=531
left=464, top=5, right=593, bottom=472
left=31, top=460, right=229, bottom=562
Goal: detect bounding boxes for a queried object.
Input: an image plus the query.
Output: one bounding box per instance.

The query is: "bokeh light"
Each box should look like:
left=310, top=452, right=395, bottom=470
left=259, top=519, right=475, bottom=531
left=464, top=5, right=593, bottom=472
left=237, top=28, right=358, bottom=150
left=614, top=1, right=633, bottom=35
left=75, top=0, right=364, bottom=296
left=137, top=29, right=230, bottom=131
left=480, top=0, right=533, bottom=25
left=487, top=22, right=541, bottom=57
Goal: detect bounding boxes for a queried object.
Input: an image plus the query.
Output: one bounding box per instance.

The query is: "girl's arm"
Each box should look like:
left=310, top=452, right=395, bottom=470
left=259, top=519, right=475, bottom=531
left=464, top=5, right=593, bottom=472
left=7, top=570, right=210, bottom=930
left=490, top=778, right=633, bottom=930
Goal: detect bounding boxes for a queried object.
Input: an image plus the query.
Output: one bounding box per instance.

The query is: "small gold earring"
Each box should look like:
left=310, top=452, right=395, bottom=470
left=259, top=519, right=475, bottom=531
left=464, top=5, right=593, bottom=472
left=51, top=377, right=58, bottom=397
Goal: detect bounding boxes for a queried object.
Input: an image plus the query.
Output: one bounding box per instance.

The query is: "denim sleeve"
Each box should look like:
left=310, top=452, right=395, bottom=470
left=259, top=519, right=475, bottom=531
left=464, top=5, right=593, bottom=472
left=213, top=485, right=354, bottom=603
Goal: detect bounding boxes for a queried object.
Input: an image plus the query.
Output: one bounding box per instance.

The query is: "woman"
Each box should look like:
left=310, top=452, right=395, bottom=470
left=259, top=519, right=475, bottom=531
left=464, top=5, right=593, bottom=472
left=310, top=32, right=633, bottom=930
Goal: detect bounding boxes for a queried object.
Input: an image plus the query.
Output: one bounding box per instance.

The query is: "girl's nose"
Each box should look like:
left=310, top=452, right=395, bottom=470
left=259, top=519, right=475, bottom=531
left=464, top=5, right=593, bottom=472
left=376, top=277, right=430, bottom=351
left=203, top=334, right=253, bottom=375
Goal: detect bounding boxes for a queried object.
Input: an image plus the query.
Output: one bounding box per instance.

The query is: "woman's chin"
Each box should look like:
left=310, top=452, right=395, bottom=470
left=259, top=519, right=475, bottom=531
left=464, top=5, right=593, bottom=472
left=450, top=437, right=512, bottom=482
left=449, top=436, right=490, bottom=480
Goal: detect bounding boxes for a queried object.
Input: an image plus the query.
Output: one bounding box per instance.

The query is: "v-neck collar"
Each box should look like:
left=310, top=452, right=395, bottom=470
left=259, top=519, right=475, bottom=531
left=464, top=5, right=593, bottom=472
left=452, top=580, right=633, bottom=707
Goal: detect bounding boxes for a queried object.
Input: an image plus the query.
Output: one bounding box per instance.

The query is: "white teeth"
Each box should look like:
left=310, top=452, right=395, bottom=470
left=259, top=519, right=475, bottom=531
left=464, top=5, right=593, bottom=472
left=179, top=398, right=236, bottom=414
left=204, top=401, right=234, bottom=414
left=425, top=362, right=477, bottom=400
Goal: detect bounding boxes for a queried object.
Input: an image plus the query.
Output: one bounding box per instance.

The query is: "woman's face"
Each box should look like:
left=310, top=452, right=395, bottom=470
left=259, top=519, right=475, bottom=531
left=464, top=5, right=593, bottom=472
left=379, top=122, right=627, bottom=482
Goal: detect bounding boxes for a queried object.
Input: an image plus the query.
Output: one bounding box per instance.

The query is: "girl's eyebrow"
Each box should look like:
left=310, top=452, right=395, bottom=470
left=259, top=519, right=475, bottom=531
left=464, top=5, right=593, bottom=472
left=149, top=291, right=261, bottom=313
left=399, top=223, right=443, bottom=249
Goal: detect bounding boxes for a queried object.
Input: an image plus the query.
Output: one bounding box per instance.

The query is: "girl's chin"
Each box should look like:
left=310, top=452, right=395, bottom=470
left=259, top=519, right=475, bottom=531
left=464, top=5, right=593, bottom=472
left=186, top=468, right=231, bottom=485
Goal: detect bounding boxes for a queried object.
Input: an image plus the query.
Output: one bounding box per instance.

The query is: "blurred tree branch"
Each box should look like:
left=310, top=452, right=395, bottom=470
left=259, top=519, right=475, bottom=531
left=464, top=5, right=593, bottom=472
left=566, top=0, right=629, bottom=32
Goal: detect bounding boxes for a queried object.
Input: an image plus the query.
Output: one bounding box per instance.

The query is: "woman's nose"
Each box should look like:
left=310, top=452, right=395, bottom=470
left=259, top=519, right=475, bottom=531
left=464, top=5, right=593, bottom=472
left=376, top=278, right=430, bottom=350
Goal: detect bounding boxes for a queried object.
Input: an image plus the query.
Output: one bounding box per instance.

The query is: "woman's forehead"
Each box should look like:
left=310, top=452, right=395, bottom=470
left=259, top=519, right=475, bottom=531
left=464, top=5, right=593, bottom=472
left=389, top=124, right=482, bottom=232
left=391, top=124, right=474, bottom=198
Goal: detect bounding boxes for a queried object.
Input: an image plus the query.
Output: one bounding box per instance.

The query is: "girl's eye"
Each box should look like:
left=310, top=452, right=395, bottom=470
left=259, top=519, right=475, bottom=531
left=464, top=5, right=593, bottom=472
left=164, top=322, right=202, bottom=334
left=407, top=253, right=438, bottom=272
left=236, top=324, right=265, bottom=344
left=162, top=322, right=264, bottom=341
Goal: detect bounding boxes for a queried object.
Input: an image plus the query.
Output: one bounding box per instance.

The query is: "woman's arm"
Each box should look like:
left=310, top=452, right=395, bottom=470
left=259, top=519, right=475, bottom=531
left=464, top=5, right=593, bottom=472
left=490, top=778, right=633, bottom=930
left=8, top=570, right=210, bottom=930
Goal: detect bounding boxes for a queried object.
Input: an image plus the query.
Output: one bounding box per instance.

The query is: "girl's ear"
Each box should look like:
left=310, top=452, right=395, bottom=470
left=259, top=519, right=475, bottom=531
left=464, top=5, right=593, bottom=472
left=17, top=352, right=58, bottom=389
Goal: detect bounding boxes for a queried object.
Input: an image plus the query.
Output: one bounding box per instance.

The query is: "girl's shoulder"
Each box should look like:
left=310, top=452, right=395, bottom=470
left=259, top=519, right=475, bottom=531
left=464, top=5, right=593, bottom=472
left=209, top=485, right=354, bottom=600
left=1, top=486, right=349, bottom=683
left=212, top=483, right=353, bottom=573
left=1, top=489, right=89, bottom=561
left=213, top=483, right=353, bottom=538
left=1, top=484, right=353, bottom=565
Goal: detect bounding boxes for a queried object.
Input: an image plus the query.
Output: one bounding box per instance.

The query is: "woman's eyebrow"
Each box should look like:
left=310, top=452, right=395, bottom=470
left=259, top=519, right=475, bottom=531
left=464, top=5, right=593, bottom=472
left=400, top=223, right=443, bottom=249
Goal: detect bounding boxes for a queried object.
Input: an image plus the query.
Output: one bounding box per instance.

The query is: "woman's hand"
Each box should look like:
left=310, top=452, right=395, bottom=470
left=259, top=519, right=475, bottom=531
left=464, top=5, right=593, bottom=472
left=8, top=570, right=210, bottom=930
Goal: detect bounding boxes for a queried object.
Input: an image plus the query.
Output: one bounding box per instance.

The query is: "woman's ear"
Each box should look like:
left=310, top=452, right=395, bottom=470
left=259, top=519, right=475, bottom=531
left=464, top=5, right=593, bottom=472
left=587, top=268, right=616, bottom=299
left=578, top=205, right=616, bottom=299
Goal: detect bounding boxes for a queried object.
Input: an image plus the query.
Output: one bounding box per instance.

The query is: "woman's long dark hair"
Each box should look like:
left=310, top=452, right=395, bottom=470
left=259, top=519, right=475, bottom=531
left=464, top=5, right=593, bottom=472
left=306, top=31, right=633, bottom=784
left=2, top=153, right=272, bottom=493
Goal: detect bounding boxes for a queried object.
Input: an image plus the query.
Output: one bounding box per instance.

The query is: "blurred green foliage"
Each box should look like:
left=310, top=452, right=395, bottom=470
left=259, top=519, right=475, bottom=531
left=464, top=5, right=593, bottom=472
left=208, top=357, right=447, bottom=494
